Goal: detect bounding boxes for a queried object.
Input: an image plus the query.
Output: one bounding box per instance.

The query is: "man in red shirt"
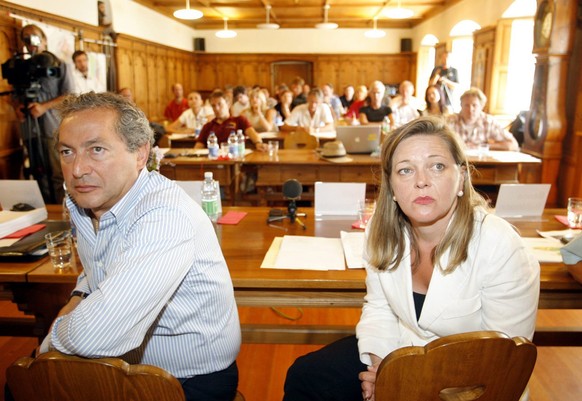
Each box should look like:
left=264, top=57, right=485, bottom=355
left=164, top=83, right=189, bottom=121
left=196, top=91, right=267, bottom=151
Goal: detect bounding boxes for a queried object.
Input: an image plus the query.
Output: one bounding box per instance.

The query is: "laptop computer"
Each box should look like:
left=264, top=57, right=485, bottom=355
left=335, top=125, right=381, bottom=154
left=494, top=184, right=551, bottom=218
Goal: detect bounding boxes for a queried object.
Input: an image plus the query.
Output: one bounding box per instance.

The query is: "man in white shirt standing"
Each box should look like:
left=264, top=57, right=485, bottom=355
left=280, top=88, right=334, bottom=134
left=71, top=50, right=99, bottom=94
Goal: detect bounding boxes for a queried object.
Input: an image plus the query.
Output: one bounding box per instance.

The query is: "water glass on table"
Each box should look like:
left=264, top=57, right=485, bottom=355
left=568, top=197, right=582, bottom=228
left=268, top=140, right=279, bottom=157
left=358, top=199, right=376, bottom=229
left=45, top=230, right=73, bottom=269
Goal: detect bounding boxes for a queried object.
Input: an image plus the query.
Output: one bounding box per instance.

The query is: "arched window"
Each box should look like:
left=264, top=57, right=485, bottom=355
left=449, top=20, right=481, bottom=110
left=416, top=34, right=440, bottom=105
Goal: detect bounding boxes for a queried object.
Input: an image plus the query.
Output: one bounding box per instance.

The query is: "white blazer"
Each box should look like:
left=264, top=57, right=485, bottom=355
left=357, top=209, right=540, bottom=366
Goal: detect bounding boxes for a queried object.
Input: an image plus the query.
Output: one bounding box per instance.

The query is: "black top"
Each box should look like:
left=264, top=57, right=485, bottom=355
left=429, top=65, right=459, bottom=106
left=359, top=105, right=392, bottom=122
left=412, top=291, right=426, bottom=321
left=339, top=94, right=353, bottom=109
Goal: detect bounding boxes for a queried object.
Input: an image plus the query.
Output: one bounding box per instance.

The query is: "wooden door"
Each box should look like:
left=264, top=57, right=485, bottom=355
left=271, top=61, right=313, bottom=93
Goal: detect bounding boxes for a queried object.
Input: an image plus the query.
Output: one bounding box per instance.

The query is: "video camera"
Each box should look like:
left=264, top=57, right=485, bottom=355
left=1, top=52, right=61, bottom=102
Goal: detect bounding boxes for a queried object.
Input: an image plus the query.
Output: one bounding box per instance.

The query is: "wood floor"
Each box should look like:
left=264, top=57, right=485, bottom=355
left=1, top=303, right=581, bottom=401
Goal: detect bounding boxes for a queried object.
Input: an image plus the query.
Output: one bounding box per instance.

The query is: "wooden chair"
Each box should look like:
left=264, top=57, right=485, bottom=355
left=374, top=331, right=537, bottom=401
left=6, top=351, right=185, bottom=401
left=283, top=131, right=319, bottom=149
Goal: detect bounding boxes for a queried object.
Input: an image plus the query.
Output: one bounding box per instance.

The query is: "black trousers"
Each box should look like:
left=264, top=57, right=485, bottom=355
left=180, top=361, right=239, bottom=401
left=283, top=335, right=367, bottom=401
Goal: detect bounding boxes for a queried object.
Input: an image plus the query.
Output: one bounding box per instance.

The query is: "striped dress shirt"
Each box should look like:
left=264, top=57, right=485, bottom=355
left=41, top=169, right=241, bottom=378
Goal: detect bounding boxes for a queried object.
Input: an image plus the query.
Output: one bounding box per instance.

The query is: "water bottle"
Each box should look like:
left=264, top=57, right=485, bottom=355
left=236, top=129, right=245, bottom=158
left=228, top=131, right=239, bottom=159
left=207, top=132, right=219, bottom=160
left=382, top=116, right=391, bottom=136
left=201, top=172, right=219, bottom=222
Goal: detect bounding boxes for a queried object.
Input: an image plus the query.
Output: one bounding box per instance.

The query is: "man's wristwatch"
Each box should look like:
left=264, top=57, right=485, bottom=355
left=69, top=290, right=89, bottom=301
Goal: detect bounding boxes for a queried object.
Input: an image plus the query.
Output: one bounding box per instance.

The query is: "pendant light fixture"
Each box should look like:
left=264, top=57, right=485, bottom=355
left=173, top=0, right=203, bottom=20
left=385, top=0, right=414, bottom=19
left=216, top=17, right=237, bottom=38
left=257, top=4, right=280, bottom=30
left=364, top=17, right=386, bottom=38
left=315, top=4, right=338, bottom=30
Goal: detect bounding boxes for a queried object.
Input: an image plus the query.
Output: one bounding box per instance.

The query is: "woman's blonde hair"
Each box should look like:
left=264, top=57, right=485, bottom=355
left=367, top=116, right=488, bottom=273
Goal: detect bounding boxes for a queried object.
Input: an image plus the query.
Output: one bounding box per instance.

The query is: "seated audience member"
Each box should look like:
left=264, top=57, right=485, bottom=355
left=195, top=90, right=267, bottom=151
left=282, top=117, right=540, bottom=401
left=290, top=77, right=307, bottom=109
left=230, top=85, right=249, bottom=117
left=344, top=85, right=368, bottom=122
left=275, top=89, right=293, bottom=125
left=166, top=91, right=214, bottom=135
left=280, top=88, right=334, bottom=134
left=322, top=83, right=343, bottom=120
left=241, top=88, right=277, bottom=132
left=447, top=87, right=519, bottom=151
left=260, top=87, right=278, bottom=109
left=39, top=92, right=241, bottom=401
left=420, top=85, right=451, bottom=117
left=391, top=80, right=421, bottom=127
left=71, top=50, right=100, bottom=94
left=163, top=83, right=189, bottom=122
left=339, top=85, right=355, bottom=110
left=274, top=83, right=289, bottom=102
left=224, top=85, right=234, bottom=107
left=359, top=80, right=394, bottom=125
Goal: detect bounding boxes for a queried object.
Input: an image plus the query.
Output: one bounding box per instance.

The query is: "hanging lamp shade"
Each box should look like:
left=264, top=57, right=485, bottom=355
left=173, top=0, right=203, bottom=20
left=315, top=4, right=338, bottom=30
left=384, top=0, right=414, bottom=19
left=257, top=4, right=280, bottom=30
left=216, top=18, right=237, bottom=38
left=364, top=17, right=386, bottom=38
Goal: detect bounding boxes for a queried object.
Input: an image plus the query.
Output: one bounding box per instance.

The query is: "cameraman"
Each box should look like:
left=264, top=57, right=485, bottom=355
left=16, top=24, right=75, bottom=203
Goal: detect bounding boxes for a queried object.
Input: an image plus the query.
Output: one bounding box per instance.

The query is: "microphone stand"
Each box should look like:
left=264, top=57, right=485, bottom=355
left=266, top=198, right=307, bottom=230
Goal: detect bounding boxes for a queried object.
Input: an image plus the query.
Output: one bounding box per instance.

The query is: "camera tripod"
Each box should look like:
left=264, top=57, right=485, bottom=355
left=266, top=199, right=307, bottom=230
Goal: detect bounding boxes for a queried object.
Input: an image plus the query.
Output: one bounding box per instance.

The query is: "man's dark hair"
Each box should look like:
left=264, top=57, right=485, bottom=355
left=72, top=50, right=87, bottom=62
left=233, top=85, right=247, bottom=98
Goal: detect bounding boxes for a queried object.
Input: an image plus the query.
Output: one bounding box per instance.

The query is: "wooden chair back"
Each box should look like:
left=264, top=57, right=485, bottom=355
left=375, top=331, right=537, bottom=401
left=7, top=351, right=186, bottom=401
left=283, top=131, right=319, bottom=149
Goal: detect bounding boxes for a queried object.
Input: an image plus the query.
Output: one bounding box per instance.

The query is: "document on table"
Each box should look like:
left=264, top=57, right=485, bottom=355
left=261, top=235, right=345, bottom=270
left=522, top=237, right=563, bottom=263
left=340, top=231, right=366, bottom=269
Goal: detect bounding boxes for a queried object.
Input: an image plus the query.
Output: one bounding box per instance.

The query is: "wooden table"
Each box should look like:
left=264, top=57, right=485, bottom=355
left=2, top=206, right=579, bottom=345
left=159, top=149, right=541, bottom=206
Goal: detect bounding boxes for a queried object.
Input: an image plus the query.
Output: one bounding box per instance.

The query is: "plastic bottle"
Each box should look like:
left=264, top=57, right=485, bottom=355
left=207, top=132, right=219, bottom=160
left=201, top=172, right=219, bottom=221
left=236, top=129, right=245, bottom=158
left=228, top=131, right=239, bottom=159
left=382, top=116, right=391, bottom=136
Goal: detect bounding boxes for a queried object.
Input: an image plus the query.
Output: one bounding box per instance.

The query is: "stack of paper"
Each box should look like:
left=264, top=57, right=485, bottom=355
left=0, top=209, right=48, bottom=239
left=261, top=231, right=366, bottom=271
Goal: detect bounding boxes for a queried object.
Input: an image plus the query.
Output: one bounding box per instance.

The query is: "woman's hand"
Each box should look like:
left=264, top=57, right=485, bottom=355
left=359, top=364, right=378, bottom=401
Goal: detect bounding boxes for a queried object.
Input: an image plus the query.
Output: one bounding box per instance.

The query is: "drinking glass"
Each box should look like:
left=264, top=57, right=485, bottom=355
left=567, top=197, right=582, bottom=228
left=268, top=140, right=279, bottom=157
left=358, top=199, right=376, bottom=229
left=45, top=230, right=73, bottom=269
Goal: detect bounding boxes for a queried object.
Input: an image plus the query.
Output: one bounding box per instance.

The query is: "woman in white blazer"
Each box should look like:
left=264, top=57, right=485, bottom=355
left=283, top=117, right=540, bottom=401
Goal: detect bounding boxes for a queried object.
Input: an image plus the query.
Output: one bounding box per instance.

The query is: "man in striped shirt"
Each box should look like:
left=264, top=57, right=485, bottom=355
left=39, top=92, right=241, bottom=401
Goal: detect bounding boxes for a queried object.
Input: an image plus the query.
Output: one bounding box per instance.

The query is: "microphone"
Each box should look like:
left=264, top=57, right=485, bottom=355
left=282, top=179, right=302, bottom=200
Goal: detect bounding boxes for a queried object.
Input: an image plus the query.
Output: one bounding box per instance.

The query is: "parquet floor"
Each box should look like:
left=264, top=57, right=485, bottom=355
left=1, top=303, right=581, bottom=401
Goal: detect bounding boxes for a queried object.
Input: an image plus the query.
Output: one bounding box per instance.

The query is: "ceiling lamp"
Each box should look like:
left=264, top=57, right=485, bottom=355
left=364, top=17, right=386, bottom=38
left=315, top=4, right=338, bottom=30
left=216, top=18, right=237, bottom=38
left=173, top=0, right=203, bottom=20
left=385, top=0, right=414, bottom=19
left=257, top=4, right=280, bottom=30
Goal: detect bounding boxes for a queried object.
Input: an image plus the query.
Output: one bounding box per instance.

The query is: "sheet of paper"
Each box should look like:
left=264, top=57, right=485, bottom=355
left=272, top=235, right=345, bottom=270
left=261, top=237, right=283, bottom=269
left=340, top=231, right=366, bottom=269
left=522, top=237, right=563, bottom=263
